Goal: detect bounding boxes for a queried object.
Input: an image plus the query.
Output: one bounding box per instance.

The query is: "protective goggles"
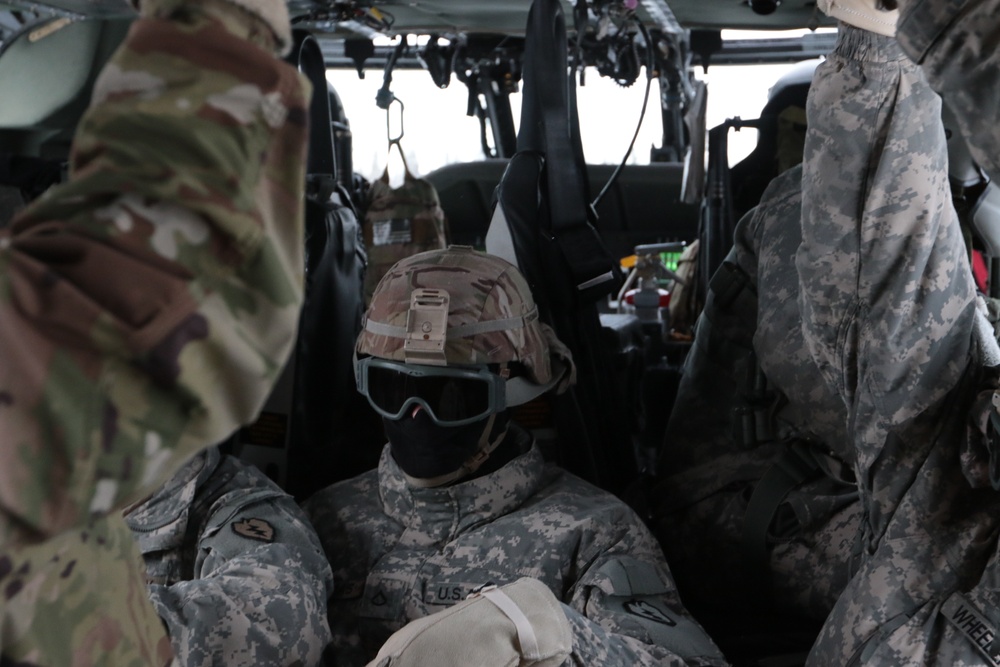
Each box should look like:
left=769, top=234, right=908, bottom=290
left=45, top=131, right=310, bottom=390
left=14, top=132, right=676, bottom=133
left=355, top=357, right=507, bottom=427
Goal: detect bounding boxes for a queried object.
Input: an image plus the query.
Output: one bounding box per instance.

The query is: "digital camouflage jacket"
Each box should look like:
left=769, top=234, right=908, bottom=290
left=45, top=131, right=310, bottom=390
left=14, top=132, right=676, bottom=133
left=304, top=433, right=728, bottom=667
left=897, top=0, right=1000, bottom=180
left=125, top=448, right=333, bottom=667
left=654, top=165, right=861, bottom=624
left=798, top=25, right=1000, bottom=666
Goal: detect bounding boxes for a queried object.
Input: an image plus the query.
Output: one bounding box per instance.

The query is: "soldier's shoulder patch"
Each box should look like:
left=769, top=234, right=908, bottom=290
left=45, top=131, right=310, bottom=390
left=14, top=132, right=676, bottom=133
left=623, top=599, right=677, bottom=626
left=231, top=517, right=275, bottom=542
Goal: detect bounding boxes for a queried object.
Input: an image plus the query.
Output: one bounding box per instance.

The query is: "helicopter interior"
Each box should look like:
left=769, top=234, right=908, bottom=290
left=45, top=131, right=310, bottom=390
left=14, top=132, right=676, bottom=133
left=0, top=2, right=879, bottom=665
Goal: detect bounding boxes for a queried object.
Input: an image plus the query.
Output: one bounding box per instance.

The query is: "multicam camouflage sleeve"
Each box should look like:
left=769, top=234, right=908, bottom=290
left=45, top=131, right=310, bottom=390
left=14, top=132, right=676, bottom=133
left=896, top=0, right=1000, bottom=178
left=0, top=3, right=309, bottom=666
left=0, top=5, right=309, bottom=546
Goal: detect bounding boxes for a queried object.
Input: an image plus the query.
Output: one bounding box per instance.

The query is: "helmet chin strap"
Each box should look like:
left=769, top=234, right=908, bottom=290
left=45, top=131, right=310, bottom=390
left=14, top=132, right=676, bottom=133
left=402, top=410, right=509, bottom=489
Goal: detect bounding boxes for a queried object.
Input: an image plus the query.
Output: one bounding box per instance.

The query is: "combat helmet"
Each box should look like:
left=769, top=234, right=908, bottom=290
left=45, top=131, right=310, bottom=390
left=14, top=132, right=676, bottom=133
left=356, top=245, right=575, bottom=429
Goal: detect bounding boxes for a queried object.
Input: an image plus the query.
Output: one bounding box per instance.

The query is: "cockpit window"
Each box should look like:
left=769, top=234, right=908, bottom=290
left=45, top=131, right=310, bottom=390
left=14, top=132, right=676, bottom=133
left=328, top=28, right=833, bottom=185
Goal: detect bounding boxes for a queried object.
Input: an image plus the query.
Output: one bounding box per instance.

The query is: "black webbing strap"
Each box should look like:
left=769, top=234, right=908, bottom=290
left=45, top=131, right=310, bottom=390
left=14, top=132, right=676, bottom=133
left=519, top=0, right=620, bottom=301
left=708, top=259, right=757, bottom=324
left=989, top=407, right=1000, bottom=490
left=287, top=31, right=337, bottom=179
left=707, top=260, right=776, bottom=449
left=740, top=441, right=822, bottom=602
left=733, top=351, right=780, bottom=449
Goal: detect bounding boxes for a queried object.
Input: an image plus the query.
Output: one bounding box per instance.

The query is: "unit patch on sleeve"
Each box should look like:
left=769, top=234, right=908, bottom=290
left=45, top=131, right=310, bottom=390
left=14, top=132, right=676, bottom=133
left=624, top=599, right=677, bottom=626
left=231, top=517, right=276, bottom=542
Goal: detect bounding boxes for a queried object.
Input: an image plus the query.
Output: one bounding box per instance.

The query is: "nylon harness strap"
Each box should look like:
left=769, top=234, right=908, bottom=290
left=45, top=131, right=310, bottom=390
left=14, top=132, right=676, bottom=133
left=740, top=440, right=822, bottom=603
left=705, top=259, right=825, bottom=600
left=519, top=0, right=619, bottom=302
left=707, top=261, right=779, bottom=449
left=989, top=399, right=1000, bottom=490
left=708, top=259, right=757, bottom=326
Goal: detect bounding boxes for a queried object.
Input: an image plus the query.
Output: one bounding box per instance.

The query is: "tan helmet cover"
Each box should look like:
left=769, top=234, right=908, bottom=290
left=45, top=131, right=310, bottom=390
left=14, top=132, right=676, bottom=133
left=358, top=246, right=574, bottom=391
left=816, top=0, right=898, bottom=36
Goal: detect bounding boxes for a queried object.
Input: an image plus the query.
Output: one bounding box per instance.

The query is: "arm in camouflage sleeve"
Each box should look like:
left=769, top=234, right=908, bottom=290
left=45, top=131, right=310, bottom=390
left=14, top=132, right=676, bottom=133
left=0, top=5, right=310, bottom=548
left=564, top=517, right=729, bottom=667
left=896, top=0, right=1000, bottom=178
left=148, top=497, right=333, bottom=667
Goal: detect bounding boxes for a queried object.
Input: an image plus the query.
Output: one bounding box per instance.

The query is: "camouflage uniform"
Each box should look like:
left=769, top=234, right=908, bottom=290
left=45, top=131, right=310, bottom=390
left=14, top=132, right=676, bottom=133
left=124, top=447, right=333, bottom=667
left=303, top=432, right=728, bottom=667
left=896, top=0, right=1000, bottom=179
left=1, top=4, right=309, bottom=665
left=654, top=165, right=860, bottom=623
left=798, top=24, right=1000, bottom=665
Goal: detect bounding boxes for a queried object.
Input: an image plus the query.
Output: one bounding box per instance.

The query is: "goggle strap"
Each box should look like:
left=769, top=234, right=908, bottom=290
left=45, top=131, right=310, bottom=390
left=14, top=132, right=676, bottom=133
left=403, top=413, right=508, bottom=488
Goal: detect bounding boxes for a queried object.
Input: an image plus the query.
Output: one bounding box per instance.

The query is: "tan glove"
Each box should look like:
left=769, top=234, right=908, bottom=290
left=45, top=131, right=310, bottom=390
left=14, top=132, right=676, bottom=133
left=817, top=0, right=899, bottom=35
left=129, top=0, right=291, bottom=55
left=366, top=578, right=573, bottom=667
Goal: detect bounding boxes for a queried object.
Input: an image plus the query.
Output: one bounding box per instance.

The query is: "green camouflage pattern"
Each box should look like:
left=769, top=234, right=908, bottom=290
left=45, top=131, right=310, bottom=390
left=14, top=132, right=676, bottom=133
left=897, top=0, right=1000, bottom=179
left=0, top=7, right=309, bottom=546
left=797, top=26, right=1000, bottom=665
left=358, top=246, right=558, bottom=387
left=303, top=431, right=728, bottom=667
left=1, top=6, right=309, bottom=666
left=2, top=517, right=176, bottom=666
left=125, top=447, right=333, bottom=666
left=362, top=175, right=449, bottom=303
left=654, top=166, right=860, bottom=622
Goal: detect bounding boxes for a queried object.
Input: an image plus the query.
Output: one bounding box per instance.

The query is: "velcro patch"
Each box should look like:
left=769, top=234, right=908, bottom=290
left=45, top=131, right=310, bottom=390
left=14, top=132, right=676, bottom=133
left=943, top=592, right=1000, bottom=666
left=231, top=518, right=275, bottom=542
left=606, top=593, right=720, bottom=659
left=372, top=219, right=413, bottom=246
left=624, top=599, right=677, bottom=626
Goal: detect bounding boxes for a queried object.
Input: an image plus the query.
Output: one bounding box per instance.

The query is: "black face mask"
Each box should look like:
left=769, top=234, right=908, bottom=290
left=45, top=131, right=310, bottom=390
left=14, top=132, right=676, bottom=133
left=384, top=408, right=509, bottom=480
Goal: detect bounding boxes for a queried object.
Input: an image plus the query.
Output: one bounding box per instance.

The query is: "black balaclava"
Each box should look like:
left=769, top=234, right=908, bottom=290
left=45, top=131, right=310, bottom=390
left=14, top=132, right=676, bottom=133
left=384, top=407, right=512, bottom=483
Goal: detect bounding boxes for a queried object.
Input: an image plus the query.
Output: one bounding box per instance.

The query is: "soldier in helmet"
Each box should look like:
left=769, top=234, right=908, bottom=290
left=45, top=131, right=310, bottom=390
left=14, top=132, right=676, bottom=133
left=303, top=245, right=728, bottom=667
